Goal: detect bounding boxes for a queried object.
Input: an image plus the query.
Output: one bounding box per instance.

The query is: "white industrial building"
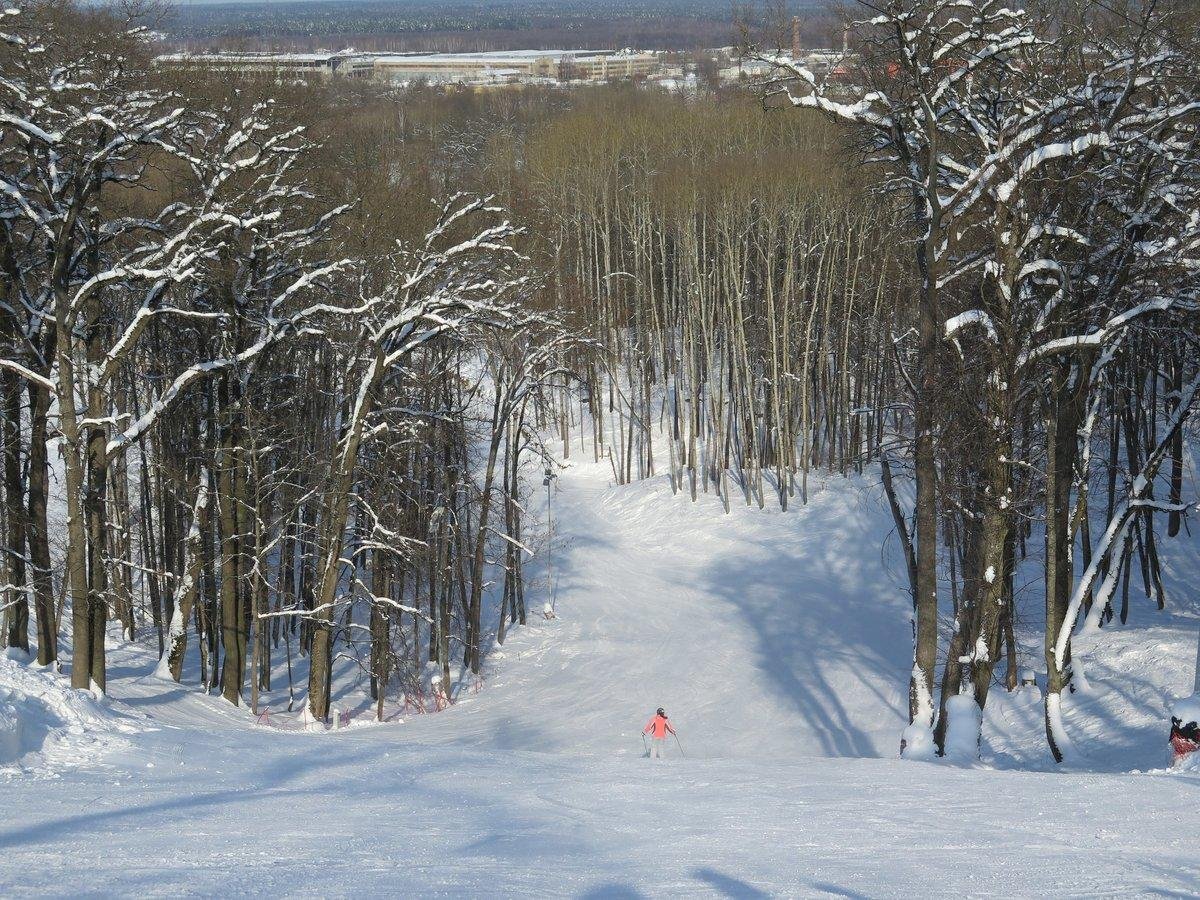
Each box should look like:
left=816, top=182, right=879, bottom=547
left=157, top=49, right=658, bottom=86
left=373, top=49, right=657, bottom=84
left=156, top=50, right=376, bottom=80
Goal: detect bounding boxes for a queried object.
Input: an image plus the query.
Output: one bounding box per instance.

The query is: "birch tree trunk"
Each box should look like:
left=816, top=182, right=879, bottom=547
left=160, top=470, right=211, bottom=682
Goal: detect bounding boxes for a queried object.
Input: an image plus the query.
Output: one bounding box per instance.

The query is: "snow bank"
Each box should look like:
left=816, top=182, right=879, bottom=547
left=0, top=655, right=145, bottom=774
left=900, top=722, right=935, bottom=761
left=943, top=694, right=982, bottom=763
left=1174, top=753, right=1200, bottom=774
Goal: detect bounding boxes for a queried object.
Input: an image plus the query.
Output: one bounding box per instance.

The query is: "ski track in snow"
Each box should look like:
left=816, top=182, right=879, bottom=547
left=2, top=456, right=1199, bottom=897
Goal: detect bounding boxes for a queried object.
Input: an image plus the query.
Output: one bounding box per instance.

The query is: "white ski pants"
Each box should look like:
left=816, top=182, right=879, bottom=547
left=650, top=737, right=666, bottom=758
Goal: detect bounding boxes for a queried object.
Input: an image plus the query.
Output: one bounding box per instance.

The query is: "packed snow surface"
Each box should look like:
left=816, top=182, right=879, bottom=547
left=2, top=456, right=1198, bottom=896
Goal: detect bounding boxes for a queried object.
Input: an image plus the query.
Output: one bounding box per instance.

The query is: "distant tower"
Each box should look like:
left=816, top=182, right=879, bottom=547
left=792, top=16, right=801, bottom=59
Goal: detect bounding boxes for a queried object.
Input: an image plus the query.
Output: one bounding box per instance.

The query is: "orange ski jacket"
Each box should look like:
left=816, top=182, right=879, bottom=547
left=643, top=714, right=675, bottom=739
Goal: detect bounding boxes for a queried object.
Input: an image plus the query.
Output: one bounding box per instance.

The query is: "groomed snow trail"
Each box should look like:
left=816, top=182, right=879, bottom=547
left=3, top=456, right=1200, bottom=897
left=415, top=457, right=910, bottom=760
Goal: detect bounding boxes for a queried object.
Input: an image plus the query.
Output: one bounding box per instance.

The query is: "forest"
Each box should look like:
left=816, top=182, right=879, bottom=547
left=1, top=0, right=1198, bottom=769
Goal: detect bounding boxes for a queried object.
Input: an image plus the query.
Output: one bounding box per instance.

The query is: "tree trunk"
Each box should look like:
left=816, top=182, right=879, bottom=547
left=219, top=383, right=245, bottom=705
left=162, top=470, right=210, bottom=682
left=905, top=272, right=940, bottom=754
left=1044, top=365, right=1085, bottom=762
left=26, top=382, right=56, bottom=665
left=3, top=368, right=27, bottom=652
left=308, top=352, right=382, bottom=721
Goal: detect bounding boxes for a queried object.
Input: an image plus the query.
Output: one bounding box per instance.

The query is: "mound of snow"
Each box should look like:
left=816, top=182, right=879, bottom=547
left=943, top=694, right=982, bottom=763
left=0, top=655, right=146, bottom=774
left=900, top=721, right=936, bottom=761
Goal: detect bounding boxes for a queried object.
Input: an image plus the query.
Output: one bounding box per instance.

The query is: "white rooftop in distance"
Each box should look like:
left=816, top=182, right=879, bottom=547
left=373, top=49, right=650, bottom=63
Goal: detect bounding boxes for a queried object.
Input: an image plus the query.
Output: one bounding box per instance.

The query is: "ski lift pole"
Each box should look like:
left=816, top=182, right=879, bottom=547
left=543, top=464, right=557, bottom=613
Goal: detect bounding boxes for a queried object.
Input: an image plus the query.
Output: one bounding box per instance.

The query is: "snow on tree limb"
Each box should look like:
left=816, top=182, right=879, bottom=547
left=944, top=309, right=999, bottom=343
left=1020, top=298, right=1177, bottom=366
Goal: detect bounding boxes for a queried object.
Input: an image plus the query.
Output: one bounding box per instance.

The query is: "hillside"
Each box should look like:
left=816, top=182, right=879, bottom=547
left=3, top=456, right=1199, bottom=896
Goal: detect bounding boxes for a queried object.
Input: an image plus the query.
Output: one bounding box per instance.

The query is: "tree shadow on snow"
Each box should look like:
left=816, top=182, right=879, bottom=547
left=692, top=867, right=771, bottom=898
left=809, top=882, right=871, bottom=899
left=690, top=484, right=909, bottom=758
left=579, top=885, right=646, bottom=899
left=0, top=751, right=318, bottom=850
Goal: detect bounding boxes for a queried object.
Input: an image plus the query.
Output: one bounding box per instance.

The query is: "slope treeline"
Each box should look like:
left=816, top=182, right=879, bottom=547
left=456, top=5, right=1200, bottom=761
left=459, top=18, right=1199, bottom=763
left=0, top=2, right=903, bottom=728
left=518, top=95, right=905, bottom=508
left=0, top=2, right=575, bottom=722
left=1, top=0, right=1197, bottom=766
left=755, top=0, right=1200, bottom=759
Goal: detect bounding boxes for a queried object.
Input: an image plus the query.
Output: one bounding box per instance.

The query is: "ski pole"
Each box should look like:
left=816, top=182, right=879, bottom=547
left=673, top=732, right=685, bottom=758
left=641, top=733, right=648, bottom=755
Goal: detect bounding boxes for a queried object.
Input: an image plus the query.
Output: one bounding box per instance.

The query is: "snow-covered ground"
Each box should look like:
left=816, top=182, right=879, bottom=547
left=2, top=455, right=1198, bottom=896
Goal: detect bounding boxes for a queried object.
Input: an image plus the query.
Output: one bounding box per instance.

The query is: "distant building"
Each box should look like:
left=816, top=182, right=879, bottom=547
left=717, top=49, right=855, bottom=86
left=719, top=60, right=774, bottom=82
left=156, top=50, right=376, bottom=80
left=371, top=50, right=658, bottom=85
left=156, top=49, right=658, bottom=86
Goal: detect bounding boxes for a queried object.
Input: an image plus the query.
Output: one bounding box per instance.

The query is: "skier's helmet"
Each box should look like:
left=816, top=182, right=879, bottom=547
left=657, top=707, right=665, bottom=717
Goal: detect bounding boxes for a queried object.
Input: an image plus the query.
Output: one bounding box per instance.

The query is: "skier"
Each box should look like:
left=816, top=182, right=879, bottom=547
left=642, top=707, right=676, bottom=759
